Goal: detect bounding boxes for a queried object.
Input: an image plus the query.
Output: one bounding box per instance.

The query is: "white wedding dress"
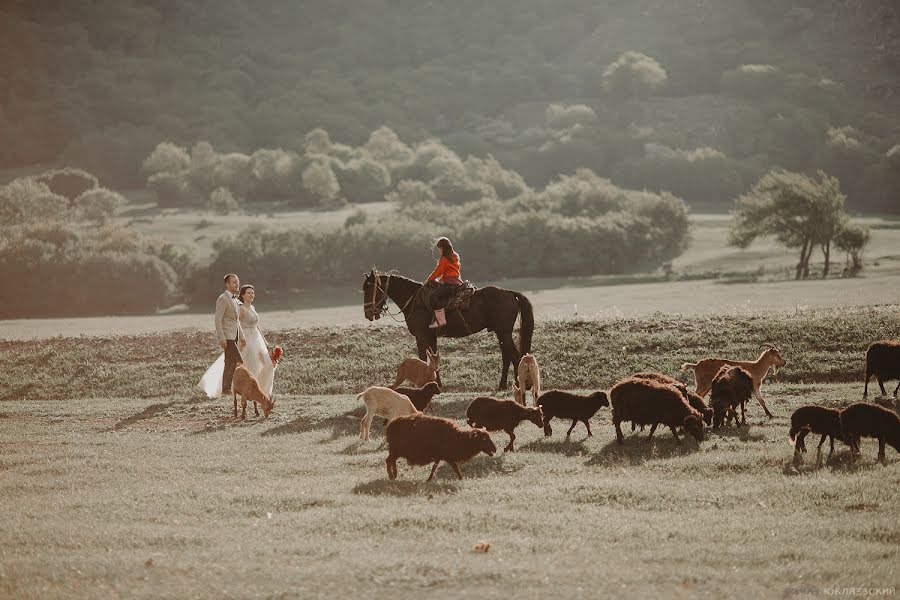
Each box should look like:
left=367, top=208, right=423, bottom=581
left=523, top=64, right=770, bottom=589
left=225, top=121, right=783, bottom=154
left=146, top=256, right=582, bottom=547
left=198, top=304, right=276, bottom=399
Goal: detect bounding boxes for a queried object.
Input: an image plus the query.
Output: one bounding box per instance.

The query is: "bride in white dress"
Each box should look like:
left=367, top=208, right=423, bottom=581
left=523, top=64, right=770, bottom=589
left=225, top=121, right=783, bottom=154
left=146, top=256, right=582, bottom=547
left=198, top=284, right=276, bottom=399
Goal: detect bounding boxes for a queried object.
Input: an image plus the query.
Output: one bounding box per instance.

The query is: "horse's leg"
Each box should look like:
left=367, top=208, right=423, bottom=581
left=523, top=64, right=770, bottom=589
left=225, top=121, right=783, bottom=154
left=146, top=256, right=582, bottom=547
left=415, top=336, right=430, bottom=361
left=497, top=331, right=518, bottom=390
left=495, top=332, right=511, bottom=391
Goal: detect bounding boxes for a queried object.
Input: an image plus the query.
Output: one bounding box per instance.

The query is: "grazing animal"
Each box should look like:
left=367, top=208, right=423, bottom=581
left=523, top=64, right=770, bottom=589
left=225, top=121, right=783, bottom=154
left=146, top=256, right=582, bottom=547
left=465, top=396, right=543, bottom=452
left=631, top=372, right=713, bottom=426
left=610, top=378, right=704, bottom=444
left=537, top=389, right=609, bottom=438
left=513, top=353, right=541, bottom=406
left=357, top=386, right=419, bottom=441
left=863, top=340, right=900, bottom=399
left=231, top=364, right=275, bottom=419
left=392, top=349, right=440, bottom=388
left=840, top=402, right=900, bottom=463
left=788, top=405, right=845, bottom=466
left=385, top=414, right=497, bottom=481
left=709, top=366, right=754, bottom=428
left=681, top=344, right=785, bottom=418
left=392, top=382, right=442, bottom=413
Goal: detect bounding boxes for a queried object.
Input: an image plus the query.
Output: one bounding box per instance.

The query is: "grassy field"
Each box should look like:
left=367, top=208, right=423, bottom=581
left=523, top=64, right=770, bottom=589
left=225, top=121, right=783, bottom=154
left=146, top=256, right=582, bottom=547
left=1, top=308, right=899, bottom=598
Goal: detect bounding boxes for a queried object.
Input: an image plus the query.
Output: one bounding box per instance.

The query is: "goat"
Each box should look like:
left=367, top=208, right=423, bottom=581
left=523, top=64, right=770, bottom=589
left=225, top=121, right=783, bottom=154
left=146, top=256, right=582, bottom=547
left=709, top=366, right=754, bottom=428
left=465, top=396, right=543, bottom=452
left=681, top=344, right=784, bottom=418
left=536, top=389, right=609, bottom=438
left=840, top=402, right=900, bottom=464
left=392, top=349, right=440, bottom=388
left=513, top=353, right=541, bottom=406
left=356, top=386, right=419, bottom=441
left=788, top=405, right=845, bottom=466
left=610, top=378, right=704, bottom=444
left=385, top=414, right=497, bottom=481
left=391, top=382, right=441, bottom=413
left=630, top=372, right=713, bottom=426
left=863, top=340, right=900, bottom=399
left=231, top=364, right=275, bottom=419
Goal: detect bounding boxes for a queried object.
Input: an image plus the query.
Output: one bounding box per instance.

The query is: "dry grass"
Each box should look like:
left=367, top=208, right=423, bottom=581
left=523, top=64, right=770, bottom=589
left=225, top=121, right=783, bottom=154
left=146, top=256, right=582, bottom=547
left=1, top=311, right=898, bottom=598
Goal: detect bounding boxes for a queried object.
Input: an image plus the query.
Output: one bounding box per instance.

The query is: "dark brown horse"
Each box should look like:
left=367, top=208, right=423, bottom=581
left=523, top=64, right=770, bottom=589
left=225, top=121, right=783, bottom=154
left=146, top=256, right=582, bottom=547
left=362, top=269, right=534, bottom=390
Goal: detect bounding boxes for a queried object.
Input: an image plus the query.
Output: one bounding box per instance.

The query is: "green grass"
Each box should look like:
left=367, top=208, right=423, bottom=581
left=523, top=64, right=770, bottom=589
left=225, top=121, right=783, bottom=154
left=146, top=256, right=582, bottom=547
left=1, top=310, right=899, bottom=598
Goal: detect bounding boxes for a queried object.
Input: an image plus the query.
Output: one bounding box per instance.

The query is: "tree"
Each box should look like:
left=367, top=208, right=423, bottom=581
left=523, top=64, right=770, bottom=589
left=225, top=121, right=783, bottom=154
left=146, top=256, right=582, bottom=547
left=729, top=170, right=847, bottom=279
left=834, top=222, right=871, bottom=273
left=602, top=51, right=668, bottom=99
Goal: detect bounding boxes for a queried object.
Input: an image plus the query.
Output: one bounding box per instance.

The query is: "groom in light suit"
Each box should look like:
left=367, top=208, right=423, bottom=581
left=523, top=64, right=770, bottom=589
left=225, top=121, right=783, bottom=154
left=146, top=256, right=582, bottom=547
left=215, top=273, right=245, bottom=397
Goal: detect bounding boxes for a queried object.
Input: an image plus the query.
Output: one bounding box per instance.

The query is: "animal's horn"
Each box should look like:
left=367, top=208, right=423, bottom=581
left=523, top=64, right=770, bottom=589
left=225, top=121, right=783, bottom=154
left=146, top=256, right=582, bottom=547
left=759, top=343, right=774, bottom=351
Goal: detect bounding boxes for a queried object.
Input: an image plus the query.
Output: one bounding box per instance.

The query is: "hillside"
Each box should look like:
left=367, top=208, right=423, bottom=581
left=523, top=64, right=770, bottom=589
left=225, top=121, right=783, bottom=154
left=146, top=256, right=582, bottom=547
left=2, top=0, right=899, bottom=211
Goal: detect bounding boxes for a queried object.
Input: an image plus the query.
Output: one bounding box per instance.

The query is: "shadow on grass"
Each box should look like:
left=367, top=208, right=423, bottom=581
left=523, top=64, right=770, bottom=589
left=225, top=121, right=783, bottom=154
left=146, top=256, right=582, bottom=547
left=192, top=415, right=270, bottom=434
left=261, top=407, right=365, bottom=439
left=708, top=424, right=768, bottom=442
left=782, top=447, right=893, bottom=475
left=585, top=434, right=701, bottom=466
left=357, top=454, right=519, bottom=488
left=109, top=401, right=179, bottom=431
left=352, top=478, right=460, bottom=496
left=518, top=438, right=589, bottom=456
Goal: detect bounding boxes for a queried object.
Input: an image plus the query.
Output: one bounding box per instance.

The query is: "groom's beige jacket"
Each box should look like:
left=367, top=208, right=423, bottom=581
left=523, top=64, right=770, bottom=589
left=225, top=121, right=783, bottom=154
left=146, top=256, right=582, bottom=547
left=215, top=291, right=242, bottom=343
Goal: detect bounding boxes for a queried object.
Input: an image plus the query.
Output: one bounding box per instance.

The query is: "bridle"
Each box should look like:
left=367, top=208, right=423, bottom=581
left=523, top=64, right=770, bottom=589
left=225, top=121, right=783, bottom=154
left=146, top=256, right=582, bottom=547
left=364, top=271, right=392, bottom=318
left=364, top=270, right=417, bottom=321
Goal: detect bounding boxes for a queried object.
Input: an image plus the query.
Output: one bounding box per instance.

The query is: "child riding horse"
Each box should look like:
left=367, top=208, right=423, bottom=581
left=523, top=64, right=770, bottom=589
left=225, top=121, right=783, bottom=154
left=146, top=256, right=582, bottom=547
left=426, top=237, right=462, bottom=328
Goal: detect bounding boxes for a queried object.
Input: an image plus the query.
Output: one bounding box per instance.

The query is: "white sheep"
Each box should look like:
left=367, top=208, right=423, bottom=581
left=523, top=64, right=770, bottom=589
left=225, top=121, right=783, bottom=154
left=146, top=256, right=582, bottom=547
left=357, top=386, right=420, bottom=441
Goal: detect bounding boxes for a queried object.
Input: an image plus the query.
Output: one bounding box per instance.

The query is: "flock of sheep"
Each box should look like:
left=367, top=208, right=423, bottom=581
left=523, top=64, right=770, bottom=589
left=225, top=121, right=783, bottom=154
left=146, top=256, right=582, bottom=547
left=351, top=340, right=900, bottom=481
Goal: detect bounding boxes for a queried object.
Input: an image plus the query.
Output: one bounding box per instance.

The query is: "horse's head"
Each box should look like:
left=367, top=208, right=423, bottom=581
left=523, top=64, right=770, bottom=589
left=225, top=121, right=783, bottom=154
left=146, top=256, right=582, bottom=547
left=362, top=268, right=388, bottom=321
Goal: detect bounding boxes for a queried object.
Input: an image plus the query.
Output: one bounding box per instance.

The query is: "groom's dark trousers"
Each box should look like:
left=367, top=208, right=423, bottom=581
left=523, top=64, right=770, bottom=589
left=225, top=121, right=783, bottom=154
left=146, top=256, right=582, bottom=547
left=222, top=336, right=240, bottom=394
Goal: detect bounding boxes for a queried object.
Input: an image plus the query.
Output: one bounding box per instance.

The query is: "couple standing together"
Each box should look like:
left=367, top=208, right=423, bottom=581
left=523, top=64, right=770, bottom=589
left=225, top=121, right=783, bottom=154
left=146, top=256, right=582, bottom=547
left=197, top=273, right=277, bottom=399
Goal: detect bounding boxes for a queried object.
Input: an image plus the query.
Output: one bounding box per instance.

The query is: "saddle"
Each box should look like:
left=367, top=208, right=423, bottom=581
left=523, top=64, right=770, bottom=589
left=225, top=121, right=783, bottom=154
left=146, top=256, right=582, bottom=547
left=422, top=281, right=476, bottom=312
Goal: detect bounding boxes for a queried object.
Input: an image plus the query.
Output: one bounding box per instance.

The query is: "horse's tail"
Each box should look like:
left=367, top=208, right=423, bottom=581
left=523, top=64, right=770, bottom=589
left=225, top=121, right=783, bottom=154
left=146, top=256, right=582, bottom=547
left=513, top=292, right=534, bottom=355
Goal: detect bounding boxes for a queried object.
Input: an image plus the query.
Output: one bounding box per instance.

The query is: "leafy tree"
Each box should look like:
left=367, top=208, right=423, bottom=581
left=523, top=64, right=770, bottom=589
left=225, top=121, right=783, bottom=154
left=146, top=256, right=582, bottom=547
left=729, top=170, right=848, bottom=279
left=834, top=222, right=871, bottom=273
left=602, top=51, right=667, bottom=99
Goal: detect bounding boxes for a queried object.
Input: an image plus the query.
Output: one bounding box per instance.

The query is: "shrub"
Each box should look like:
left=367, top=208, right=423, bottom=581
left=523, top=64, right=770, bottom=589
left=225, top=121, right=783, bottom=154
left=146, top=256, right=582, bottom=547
left=75, top=188, right=125, bottom=223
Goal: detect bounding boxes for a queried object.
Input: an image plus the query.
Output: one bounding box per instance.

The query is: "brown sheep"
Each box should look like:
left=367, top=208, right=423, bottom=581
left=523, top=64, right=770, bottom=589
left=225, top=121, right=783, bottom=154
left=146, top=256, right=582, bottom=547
left=610, top=378, right=704, bottom=444
left=840, top=402, right=900, bottom=464
left=630, top=371, right=713, bottom=426
left=788, top=405, right=846, bottom=467
left=232, top=364, right=275, bottom=419
left=681, top=345, right=785, bottom=418
left=863, top=340, right=900, bottom=399
left=465, top=396, right=543, bottom=452
left=385, top=414, right=496, bottom=481
left=709, top=366, right=754, bottom=428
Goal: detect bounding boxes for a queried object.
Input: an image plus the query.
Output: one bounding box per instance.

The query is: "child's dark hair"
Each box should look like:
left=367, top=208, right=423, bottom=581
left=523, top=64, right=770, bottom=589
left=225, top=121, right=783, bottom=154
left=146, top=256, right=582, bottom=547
left=435, top=237, right=455, bottom=259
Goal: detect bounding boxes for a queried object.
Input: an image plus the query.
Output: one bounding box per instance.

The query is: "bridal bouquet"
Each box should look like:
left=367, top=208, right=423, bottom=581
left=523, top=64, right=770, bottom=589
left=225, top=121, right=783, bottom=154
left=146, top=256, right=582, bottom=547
left=270, top=345, right=283, bottom=368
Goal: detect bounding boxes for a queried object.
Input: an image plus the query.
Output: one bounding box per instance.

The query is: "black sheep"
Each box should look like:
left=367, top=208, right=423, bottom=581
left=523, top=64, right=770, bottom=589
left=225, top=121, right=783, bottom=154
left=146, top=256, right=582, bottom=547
left=788, top=405, right=845, bottom=466
left=465, top=396, right=543, bottom=452
left=840, top=402, right=900, bottom=463
left=863, top=340, right=900, bottom=399
left=610, top=378, right=704, bottom=444
left=710, top=366, right=754, bottom=428
left=536, top=389, right=609, bottom=438
left=385, top=414, right=496, bottom=481
left=392, top=382, right=441, bottom=413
